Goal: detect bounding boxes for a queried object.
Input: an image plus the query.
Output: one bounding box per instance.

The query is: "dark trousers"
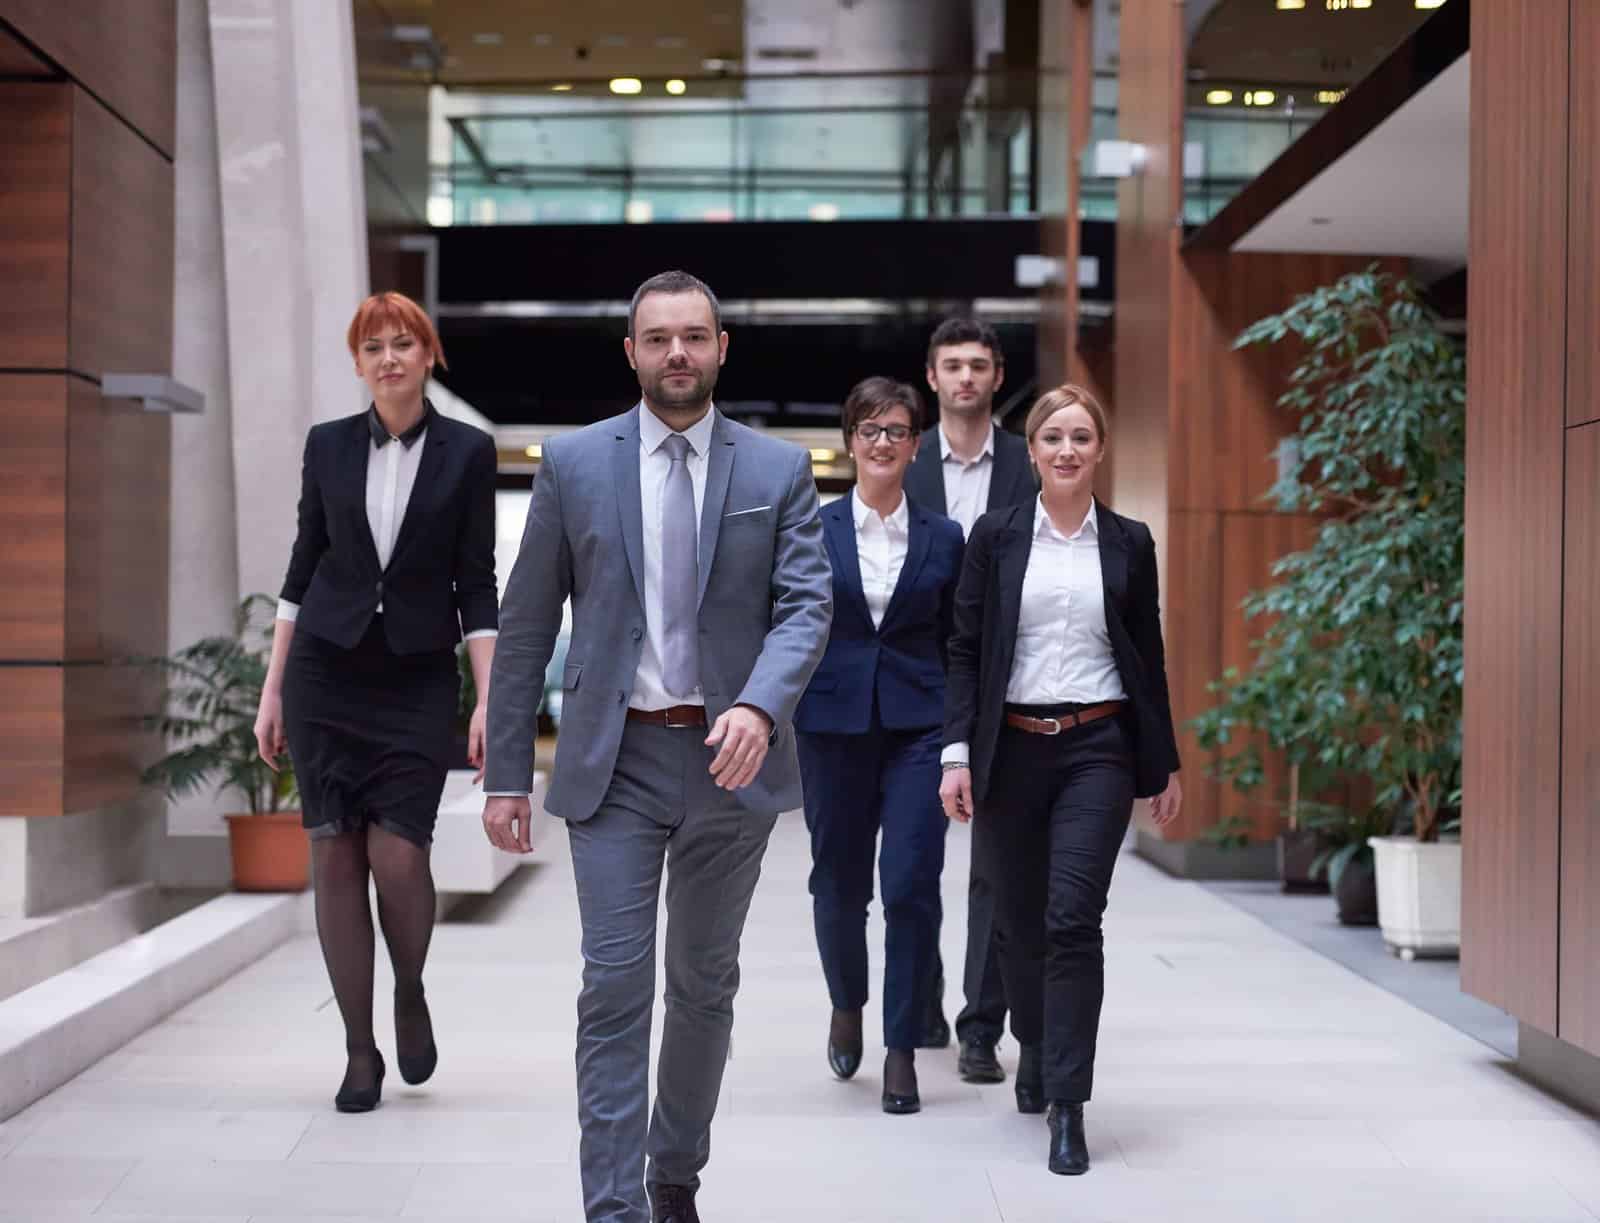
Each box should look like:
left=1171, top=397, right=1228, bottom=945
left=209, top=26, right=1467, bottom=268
left=953, top=870, right=1008, bottom=1045
left=974, top=713, right=1135, bottom=1102
left=797, top=722, right=947, bottom=1052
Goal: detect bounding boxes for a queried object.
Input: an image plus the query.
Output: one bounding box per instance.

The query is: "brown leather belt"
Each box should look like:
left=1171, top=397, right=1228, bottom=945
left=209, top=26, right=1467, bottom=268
left=1004, top=701, right=1126, bottom=736
left=626, top=704, right=708, bottom=728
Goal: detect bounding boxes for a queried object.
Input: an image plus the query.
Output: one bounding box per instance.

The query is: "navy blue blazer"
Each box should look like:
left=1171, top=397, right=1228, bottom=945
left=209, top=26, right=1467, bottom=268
left=794, top=494, right=965, bottom=736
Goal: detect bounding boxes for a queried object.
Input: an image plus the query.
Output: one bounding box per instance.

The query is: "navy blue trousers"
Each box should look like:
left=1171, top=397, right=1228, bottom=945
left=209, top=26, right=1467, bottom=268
left=796, top=722, right=947, bottom=1052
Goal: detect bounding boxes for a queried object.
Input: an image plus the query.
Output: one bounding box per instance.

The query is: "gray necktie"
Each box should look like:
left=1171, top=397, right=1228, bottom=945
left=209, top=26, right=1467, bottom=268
left=660, top=433, right=700, bottom=697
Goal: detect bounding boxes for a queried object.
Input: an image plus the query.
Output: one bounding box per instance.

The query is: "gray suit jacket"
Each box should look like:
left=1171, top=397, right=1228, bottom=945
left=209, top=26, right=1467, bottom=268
left=484, top=406, right=833, bottom=820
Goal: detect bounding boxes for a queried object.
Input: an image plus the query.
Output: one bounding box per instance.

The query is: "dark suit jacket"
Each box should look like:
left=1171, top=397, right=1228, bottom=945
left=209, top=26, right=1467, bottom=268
left=902, top=422, right=1036, bottom=519
left=943, top=498, right=1181, bottom=800
left=794, top=496, right=965, bottom=736
left=280, top=408, right=499, bottom=654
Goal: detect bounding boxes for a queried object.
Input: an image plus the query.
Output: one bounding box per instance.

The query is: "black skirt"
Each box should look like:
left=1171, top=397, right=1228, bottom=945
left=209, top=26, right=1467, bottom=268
left=282, top=615, right=458, bottom=848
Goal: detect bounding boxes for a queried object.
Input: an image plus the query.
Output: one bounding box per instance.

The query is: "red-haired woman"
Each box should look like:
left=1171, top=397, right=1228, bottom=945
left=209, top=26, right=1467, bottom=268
left=253, top=292, right=499, bottom=1112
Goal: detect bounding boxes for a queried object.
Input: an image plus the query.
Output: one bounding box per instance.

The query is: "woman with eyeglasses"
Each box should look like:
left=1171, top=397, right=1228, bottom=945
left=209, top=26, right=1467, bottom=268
left=794, top=376, right=965, bottom=1114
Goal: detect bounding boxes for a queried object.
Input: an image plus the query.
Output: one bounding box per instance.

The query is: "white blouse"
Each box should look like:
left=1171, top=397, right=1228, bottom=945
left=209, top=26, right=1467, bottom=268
left=852, top=488, right=909, bottom=630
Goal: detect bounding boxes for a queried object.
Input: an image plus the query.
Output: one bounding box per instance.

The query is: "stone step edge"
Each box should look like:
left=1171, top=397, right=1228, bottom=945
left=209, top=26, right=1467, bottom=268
left=0, top=891, right=308, bottom=1120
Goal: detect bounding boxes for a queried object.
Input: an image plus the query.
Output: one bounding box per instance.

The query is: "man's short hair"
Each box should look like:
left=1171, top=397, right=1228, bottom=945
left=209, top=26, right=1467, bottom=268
left=628, top=270, right=722, bottom=339
left=926, top=317, right=1004, bottom=369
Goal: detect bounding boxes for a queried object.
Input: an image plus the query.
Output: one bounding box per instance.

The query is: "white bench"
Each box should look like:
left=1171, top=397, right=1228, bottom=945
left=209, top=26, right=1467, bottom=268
left=431, top=769, right=549, bottom=894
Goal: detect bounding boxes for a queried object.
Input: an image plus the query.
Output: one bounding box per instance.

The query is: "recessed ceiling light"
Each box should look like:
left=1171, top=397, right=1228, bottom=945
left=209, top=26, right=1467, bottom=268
left=1205, top=89, right=1234, bottom=105
left=532, top=33, right=554, bottom=46
left=391, top=24, right=433, bottom=42
left=609, top=77, right=643, bottom=95
left=1275, top=0, right=1306, bottom=9
left=665, top=79, right=687, bottom=95
left=656, top=36, right=688, bottom=49
left=551, top=83, right=574, bottom=92
left=1415, top=0, right=1446, bottom=6
left=702, top=57, right=735, bottom=71
left=808, top=203, right=841, bottom=222
left=600, top=34, right=628, bottom=48
left=472, top=32, right=503, bottom=46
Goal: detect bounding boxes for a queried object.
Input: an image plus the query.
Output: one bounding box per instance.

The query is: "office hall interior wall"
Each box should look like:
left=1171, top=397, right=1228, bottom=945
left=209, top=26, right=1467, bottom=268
left=0, top=1, right=177, bottom=914
left=1464, top=0, right=1600, bottom=1062
left=1111, top=0, right=1379, bottom=849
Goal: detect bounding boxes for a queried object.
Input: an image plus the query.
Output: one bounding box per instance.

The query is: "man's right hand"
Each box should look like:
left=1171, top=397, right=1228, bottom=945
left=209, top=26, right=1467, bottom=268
left=939, top=767, right=974, bottom=824
left=483, top=795, right=535, bottom=854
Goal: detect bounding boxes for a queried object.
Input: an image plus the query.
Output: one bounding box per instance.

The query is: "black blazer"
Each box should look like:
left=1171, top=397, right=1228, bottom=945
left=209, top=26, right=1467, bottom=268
left=943, top=498, right=1181, bottom=801
left=903, top=422, right=1036, bottom=518
left=280, top=407, right=499, bottom=654
left=794, top=496, right=965, bottom=735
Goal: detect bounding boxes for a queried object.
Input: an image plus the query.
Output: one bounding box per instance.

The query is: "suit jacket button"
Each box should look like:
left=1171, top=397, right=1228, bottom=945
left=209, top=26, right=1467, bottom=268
left=617, top=691, right=625, bottom=704
left=375, top=580, right=383, bottom=597
left=631, top=627, right=642, bottom=641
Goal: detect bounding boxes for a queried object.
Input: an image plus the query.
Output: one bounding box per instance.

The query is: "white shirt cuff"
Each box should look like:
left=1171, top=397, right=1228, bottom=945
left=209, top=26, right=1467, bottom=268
left=276, top=599, right=300, bottom=622
left=463, top=628, right=499, bottom=641
left=941, top=743, right=970, bottom=767
left=484, top=791, right=529, bottom=798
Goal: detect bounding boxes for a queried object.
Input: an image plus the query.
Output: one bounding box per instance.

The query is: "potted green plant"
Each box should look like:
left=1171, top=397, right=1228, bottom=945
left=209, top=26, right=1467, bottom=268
left=1190, top=269, right=1464, bottom=945
left=142, top=594, right=308, bottom=891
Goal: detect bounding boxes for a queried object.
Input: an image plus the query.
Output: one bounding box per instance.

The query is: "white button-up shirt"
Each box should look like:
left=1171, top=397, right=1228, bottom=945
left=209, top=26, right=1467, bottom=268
left=942, top=498, right=1123, bottom=766
left=852, top=488, right=909, bottom=630
left=939, top=423, right=996, bottom=539
left=631, top=403, right=713, bottom=711
left=277, top=412, right=495, bottom=640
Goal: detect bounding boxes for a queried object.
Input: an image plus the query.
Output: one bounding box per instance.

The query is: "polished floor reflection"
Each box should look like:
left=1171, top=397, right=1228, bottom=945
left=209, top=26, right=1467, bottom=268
left=1, top=813, right=1598, bottom=1221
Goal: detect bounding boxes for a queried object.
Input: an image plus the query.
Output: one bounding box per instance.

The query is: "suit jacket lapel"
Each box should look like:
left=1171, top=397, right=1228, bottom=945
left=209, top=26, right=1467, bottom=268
left=995, top=502, right=1033, bottom=685
left=613, top=411, right=647, bottom=613
left=697, top=412, right=735, bottom=608
left=387, top=425, right=446, bottom=570
left=1096, top=499, right=1130, bottom=623
left=910, top=431, right=948, bottom=515
left=987, top=428, right=1028, bottom=511
left=881, top=502, right=933, bottom=632
left=823, top=499, right=871, bottom=628
left=346, top=417, right=382, bottom=575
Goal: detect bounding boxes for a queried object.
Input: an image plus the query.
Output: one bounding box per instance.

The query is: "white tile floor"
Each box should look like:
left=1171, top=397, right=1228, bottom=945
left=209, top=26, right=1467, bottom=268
left=3, top=811, right=1597, bottom=1221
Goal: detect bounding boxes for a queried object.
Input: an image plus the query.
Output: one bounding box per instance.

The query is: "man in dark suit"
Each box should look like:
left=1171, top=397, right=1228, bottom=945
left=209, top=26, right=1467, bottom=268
left=902, top=317, right=1034, bottom=1082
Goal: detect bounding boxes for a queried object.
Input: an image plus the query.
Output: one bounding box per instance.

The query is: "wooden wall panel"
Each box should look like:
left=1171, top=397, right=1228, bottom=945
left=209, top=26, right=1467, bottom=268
left=0, top=83, right=70, bottom=370
left=0, top=23, right=49, bottom=73
left=0, top=668, right=63, bottom=815
left=1560, top=423, right=1600, bottom=1055
left=1460, top=0, right=1568, bottom=1030
left=69, top=86, right=174, bottom=379
left=0, top=375, right=66, bottom=659
left=1571, top=0, right=1600, bottom=429
left=1159, top=509, right=1221, bottom=842
left=0, top=0, right=175, bottom=155
left=62, top=661, right=156, bottom=815
left=1215, top=512, right=1324, bottom=840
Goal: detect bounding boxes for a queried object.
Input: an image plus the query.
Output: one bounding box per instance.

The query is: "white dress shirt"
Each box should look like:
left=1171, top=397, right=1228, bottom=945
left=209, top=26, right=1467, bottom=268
left=939, top=423, right=996, bottom=539
left=852, top=488, right=909, bottom=630
left=631, top=404, right=714, bottom=711
left=942, top=498, right=1124, bottom=767
left=277, top=414, right=496, bottom=641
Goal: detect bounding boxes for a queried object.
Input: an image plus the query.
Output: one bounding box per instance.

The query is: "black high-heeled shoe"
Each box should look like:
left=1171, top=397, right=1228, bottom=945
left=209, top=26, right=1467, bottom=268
left=396, top=986, right=438, bottom=1086
left=881, top=1049, right=921, bottom=1115
left=335, top=1048, right=385, bottom=1113
left=827, top=1007, right=863, bottom=1081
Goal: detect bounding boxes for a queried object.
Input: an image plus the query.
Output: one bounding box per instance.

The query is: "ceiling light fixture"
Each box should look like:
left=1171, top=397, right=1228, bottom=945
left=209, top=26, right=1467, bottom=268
left=1205, top=89, right=1233, bottom=105
left=666, top=79, right=687, bottom=95
left=1316, top=89, right=1346, bottom=104
left=609, top=77, right=643, bottom=95
left=1245, top=89, right=1277, bottom=106
left=1415, top=0, right=1446, bottom=7
left=808, top=203, right=841, bottom=222
left=471, top=32, right=503, bottom=46
left=1275, top=0, right=1306, bottom=9
left=551, top=83, right=574, bottom=92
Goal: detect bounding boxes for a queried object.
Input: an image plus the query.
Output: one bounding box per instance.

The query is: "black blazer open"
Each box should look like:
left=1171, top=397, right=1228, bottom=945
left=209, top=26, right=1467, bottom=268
left=280, top=408, right=499, bottom=654
left=943, top=498, right=1181, bottom=801
left=903, top=422, right=1036, bottom=518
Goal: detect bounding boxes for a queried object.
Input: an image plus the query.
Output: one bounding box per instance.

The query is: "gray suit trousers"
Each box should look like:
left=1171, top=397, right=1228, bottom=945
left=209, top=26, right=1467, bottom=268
left=567, top=721, right=779, bottom=1223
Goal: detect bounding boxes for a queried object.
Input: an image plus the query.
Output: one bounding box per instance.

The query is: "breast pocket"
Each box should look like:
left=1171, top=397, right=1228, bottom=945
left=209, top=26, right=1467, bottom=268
left=563, top=661, right=583, bottom=690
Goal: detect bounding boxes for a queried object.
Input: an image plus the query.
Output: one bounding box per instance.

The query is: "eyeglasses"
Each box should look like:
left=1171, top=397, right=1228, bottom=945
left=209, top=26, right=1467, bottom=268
left=853, top=423, right=913, bottom=443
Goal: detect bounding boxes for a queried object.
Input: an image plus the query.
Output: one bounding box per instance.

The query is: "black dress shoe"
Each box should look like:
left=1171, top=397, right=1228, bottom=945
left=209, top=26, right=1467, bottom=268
left=649, top=1182, right=701, bottom=1223
left=917, top=974, right=951, bottom=1049
left=1047, top=1100, right=1090, bottom=1175
left=334, top=1048, right=385, bottom=1113
left=827, top=1007, right=863, bottom=1081
left=957, top=1037, right=1006, bottom=1084
left=881, top=1049, right=921, bottom=1115
left=1014, top=1043, right=1045, bottom=1115
left=396, top=986, right=438, bottom=1086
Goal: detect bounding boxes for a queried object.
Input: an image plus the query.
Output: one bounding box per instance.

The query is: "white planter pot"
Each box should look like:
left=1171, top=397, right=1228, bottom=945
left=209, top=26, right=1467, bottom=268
left=1367, top=835, right=1462, bottom=959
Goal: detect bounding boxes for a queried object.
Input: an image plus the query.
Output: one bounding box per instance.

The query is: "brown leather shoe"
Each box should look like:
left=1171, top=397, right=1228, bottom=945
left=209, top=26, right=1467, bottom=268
left=650, top=1182, right=700, bottom=1223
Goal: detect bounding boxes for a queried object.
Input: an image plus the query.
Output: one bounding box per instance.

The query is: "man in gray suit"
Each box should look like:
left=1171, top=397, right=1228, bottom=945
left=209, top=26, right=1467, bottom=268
left=482, top=270, right=832, bottom=1223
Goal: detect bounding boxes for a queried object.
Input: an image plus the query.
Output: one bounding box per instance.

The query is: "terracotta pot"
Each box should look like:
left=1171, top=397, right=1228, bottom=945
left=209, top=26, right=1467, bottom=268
left=224, top=811, right=310, bottom=892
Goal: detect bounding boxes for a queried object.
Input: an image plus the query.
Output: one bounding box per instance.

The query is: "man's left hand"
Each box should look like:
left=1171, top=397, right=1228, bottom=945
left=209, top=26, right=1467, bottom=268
left=706, top=704, right=773, bottom=791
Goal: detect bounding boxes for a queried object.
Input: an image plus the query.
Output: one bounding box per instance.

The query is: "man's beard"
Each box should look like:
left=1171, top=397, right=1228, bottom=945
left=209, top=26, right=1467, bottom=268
left=645, top=365, right=717, bottom=413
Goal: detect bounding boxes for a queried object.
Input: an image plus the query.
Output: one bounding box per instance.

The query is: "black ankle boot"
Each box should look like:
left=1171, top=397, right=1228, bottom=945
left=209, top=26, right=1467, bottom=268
left=827, top=1007, right=863, bottom=1080
left=1047, top=1100, right=1089, bottom=1175
left=881, top=1049, right=921, bottom=1115
left=335, top=1047, right=385, bottom=1113
left=395, top=985, right=438, bottom=1086
left=1014, top=1043, right=1045, bottom=1114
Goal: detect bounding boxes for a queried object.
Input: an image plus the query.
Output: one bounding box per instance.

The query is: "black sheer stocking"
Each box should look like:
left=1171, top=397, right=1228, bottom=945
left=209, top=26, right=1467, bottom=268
left=310, top=832, right=380, bottom=1099
left=366, top=823, right=437, bottom=1074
